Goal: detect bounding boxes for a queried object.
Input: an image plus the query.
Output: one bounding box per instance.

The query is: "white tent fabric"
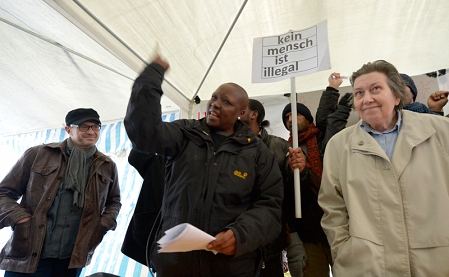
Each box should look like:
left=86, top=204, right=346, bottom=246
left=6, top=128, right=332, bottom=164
left=1, top=0, right=449, bottom=136
left=0, top=112, right=179, bottom=277
left=0, top=0, right=178, bottom=136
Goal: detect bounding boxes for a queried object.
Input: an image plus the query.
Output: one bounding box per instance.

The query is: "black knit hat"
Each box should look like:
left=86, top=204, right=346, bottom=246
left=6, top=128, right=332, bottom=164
left=65, top=108, right=101, bottom=126
left=400, top=73, right=418, bottom=101
left=282, top=103, right=313, bottom=130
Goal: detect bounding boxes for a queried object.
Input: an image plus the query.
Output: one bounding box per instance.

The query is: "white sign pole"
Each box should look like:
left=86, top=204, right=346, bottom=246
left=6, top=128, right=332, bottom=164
left=289, top=78, right=301, bottom=218
left=252, top=20, right=330, bottom=219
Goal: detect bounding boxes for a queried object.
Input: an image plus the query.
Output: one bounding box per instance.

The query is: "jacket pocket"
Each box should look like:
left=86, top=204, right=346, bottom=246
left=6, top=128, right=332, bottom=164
left=6, top=220, right=31, bottom=258
left=88, top=220, right=107, bottom=254
left=334, top=236, right=384, bottom=276
left=405, top=182, right=449, bottom=248
left=222, top=152, right=257, bottom=197
left=29, top=165, right=59, bottom=190
left=132, top=211, right=160, bottom=247
left=96, top=172, right=113, bottom=208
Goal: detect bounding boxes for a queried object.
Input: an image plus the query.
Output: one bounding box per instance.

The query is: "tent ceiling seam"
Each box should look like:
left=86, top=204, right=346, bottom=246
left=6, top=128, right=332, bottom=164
left=73, top=0, right=190, bottom=102
left=0, top=16, right=134, bottom=81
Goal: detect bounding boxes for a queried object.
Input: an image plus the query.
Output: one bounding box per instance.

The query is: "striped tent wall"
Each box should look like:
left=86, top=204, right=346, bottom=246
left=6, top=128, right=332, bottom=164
left=0, top=113, right=179, bottom=277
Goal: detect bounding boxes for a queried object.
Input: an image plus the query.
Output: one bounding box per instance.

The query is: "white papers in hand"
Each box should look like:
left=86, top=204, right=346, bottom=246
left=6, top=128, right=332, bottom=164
left=157, top=223, right=217, bottom=254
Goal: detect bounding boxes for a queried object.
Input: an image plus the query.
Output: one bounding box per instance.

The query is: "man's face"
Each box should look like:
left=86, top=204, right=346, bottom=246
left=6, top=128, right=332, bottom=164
left=285, top=112, right=309, bottom=133
left=206, top=84, right=247, bottom=134
left=65, top=120, right=100, bottom=150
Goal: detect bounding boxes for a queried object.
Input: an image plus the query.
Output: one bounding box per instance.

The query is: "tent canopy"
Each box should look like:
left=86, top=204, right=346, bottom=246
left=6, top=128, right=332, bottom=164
left=1, top=0, right=449, bottom=136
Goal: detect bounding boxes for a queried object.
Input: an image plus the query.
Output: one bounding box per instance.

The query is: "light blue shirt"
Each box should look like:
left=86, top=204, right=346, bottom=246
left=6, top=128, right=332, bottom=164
left=360, top=111, right=402, bottom=160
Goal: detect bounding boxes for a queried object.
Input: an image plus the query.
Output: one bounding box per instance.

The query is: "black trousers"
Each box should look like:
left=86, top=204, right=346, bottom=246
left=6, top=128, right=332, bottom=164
left=5, top=258, right=81, bottom=277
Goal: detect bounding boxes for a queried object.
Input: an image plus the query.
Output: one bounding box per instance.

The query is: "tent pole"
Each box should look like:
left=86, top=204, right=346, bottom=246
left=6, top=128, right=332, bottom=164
left=190, top=0, right=249, bottom=103
left=72, top=0, right=190, bottom=102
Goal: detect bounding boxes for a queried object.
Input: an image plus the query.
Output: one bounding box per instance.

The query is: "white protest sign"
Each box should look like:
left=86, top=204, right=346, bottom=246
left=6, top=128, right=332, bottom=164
left=252, top=20, right=330, bottom=83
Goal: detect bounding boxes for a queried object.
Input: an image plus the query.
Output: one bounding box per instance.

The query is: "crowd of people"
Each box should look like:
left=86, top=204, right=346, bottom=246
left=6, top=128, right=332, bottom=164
left=0, top=53, right=448, bottom=277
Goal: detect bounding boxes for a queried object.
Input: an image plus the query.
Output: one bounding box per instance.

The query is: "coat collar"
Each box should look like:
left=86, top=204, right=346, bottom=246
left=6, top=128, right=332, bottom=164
left=198, top=118, right=257, bottom=145
left=350, top=110, right=436, bottom=177
left=45, top=139, right=110, bottom=163
left=391, top=110, right=436, bottom=177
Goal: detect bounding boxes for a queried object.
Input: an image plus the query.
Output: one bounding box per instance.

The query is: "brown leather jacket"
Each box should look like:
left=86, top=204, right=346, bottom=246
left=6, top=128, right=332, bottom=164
left=0, top=139, right=121, bottom=273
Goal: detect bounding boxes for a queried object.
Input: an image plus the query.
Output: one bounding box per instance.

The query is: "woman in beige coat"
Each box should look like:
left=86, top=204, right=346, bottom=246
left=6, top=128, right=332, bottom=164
left=317, top=60, right=449, bottom=276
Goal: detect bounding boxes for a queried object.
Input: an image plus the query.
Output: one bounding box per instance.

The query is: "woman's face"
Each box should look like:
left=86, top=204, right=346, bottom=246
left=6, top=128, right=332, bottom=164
left=206, top=84, right=246, bottom=134
left=353, top=71, right=400, bottom=132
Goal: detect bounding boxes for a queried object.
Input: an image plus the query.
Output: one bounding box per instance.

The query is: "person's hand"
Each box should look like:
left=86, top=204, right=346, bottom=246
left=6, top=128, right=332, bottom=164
left=206, top=229, right=236, bottom=256
left=302, top=259, right=308, bottom=275
left=153, top=56, right=170, bottom=71
left=427, top=91, right=449, bottom=112
left=338, top=92, right=352, bottom=107
left=328, top=72, right=344, bottom=90
left=288, top=147, right=306, bottom=172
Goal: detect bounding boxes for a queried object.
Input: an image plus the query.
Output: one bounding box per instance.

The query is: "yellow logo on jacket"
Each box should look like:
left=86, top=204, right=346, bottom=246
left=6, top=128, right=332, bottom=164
left=234, top=170, right=248, bottom=179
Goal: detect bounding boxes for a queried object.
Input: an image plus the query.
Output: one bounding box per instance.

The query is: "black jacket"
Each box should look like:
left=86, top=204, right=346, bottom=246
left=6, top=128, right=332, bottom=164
left=315, top=86, right=352, bottom=155
left=258, top=128, right=291, bottom=263
left=124, top=62, right=283, bottom=276
left=121, top=149, right=165, bottom=266
left=318, top=88, right=352, bottom=151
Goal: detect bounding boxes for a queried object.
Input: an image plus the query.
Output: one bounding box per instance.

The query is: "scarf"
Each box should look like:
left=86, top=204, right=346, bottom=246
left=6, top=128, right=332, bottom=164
left=65, top=138, right=97, bottom=211
left=288, top=123, right=322, bottom=180
left=404, top=102, right=433, bottom=114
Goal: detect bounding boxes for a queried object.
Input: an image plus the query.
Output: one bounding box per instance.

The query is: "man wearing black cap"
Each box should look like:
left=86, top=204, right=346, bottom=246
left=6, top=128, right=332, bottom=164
left=281, top=100, right=334, bottom=277
left=282, top=88, right=350, bottom=276
left=0, top=108, right=121, bottom=276
left=281, top=73, right=353, bottom=276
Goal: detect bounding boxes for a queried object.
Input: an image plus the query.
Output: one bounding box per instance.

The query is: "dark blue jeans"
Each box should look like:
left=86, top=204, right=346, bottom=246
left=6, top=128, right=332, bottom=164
left=5, top=258, right=82, bottom=277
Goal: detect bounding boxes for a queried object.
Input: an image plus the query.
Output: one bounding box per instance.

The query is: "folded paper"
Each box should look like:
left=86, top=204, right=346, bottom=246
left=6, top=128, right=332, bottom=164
left=157, top=223, right=217, bottom=254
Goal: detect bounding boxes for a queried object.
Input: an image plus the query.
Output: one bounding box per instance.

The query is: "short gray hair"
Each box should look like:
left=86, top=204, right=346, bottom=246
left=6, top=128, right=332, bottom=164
left=349, top=60, right=406, bottom=110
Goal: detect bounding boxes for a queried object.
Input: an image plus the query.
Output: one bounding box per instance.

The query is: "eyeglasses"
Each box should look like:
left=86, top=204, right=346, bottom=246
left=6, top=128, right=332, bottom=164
left=70, top=124, right=101, bottom=132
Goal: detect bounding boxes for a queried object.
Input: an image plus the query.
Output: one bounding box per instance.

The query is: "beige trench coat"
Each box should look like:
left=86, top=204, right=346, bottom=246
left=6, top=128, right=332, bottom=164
left=319, top=110, right=449, bottom=276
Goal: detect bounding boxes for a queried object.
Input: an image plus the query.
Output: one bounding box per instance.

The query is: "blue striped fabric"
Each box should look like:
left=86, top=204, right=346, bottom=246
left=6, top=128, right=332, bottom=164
left=0, top=113, right=179, bottom=277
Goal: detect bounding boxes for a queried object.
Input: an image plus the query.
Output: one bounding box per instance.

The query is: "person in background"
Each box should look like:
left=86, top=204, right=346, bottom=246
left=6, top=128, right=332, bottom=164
left=427, top=90, right=449, bottom=115
left=278, top=72, right=351, bottom=277
left=318, top=60, right=449, bottom=276
left=317, top=73, right=353, bottom=150
left=124, top=55, right=283, bottom=277
left=241, top=99, right=307, bottom=277
left=281, top=102, right=332, bottom=277
left=401, top=73, right=448, bottom=114
left=0, top=108, right=121, bottom=277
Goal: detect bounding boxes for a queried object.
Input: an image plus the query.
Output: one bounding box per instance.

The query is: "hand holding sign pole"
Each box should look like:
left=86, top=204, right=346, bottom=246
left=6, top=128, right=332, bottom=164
left=252, top=20, right=330, bottom=218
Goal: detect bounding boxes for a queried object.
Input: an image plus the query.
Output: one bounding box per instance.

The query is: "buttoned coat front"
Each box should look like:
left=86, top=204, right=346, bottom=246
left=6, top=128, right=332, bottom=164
left=318, top=110, right=449, bottom=276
